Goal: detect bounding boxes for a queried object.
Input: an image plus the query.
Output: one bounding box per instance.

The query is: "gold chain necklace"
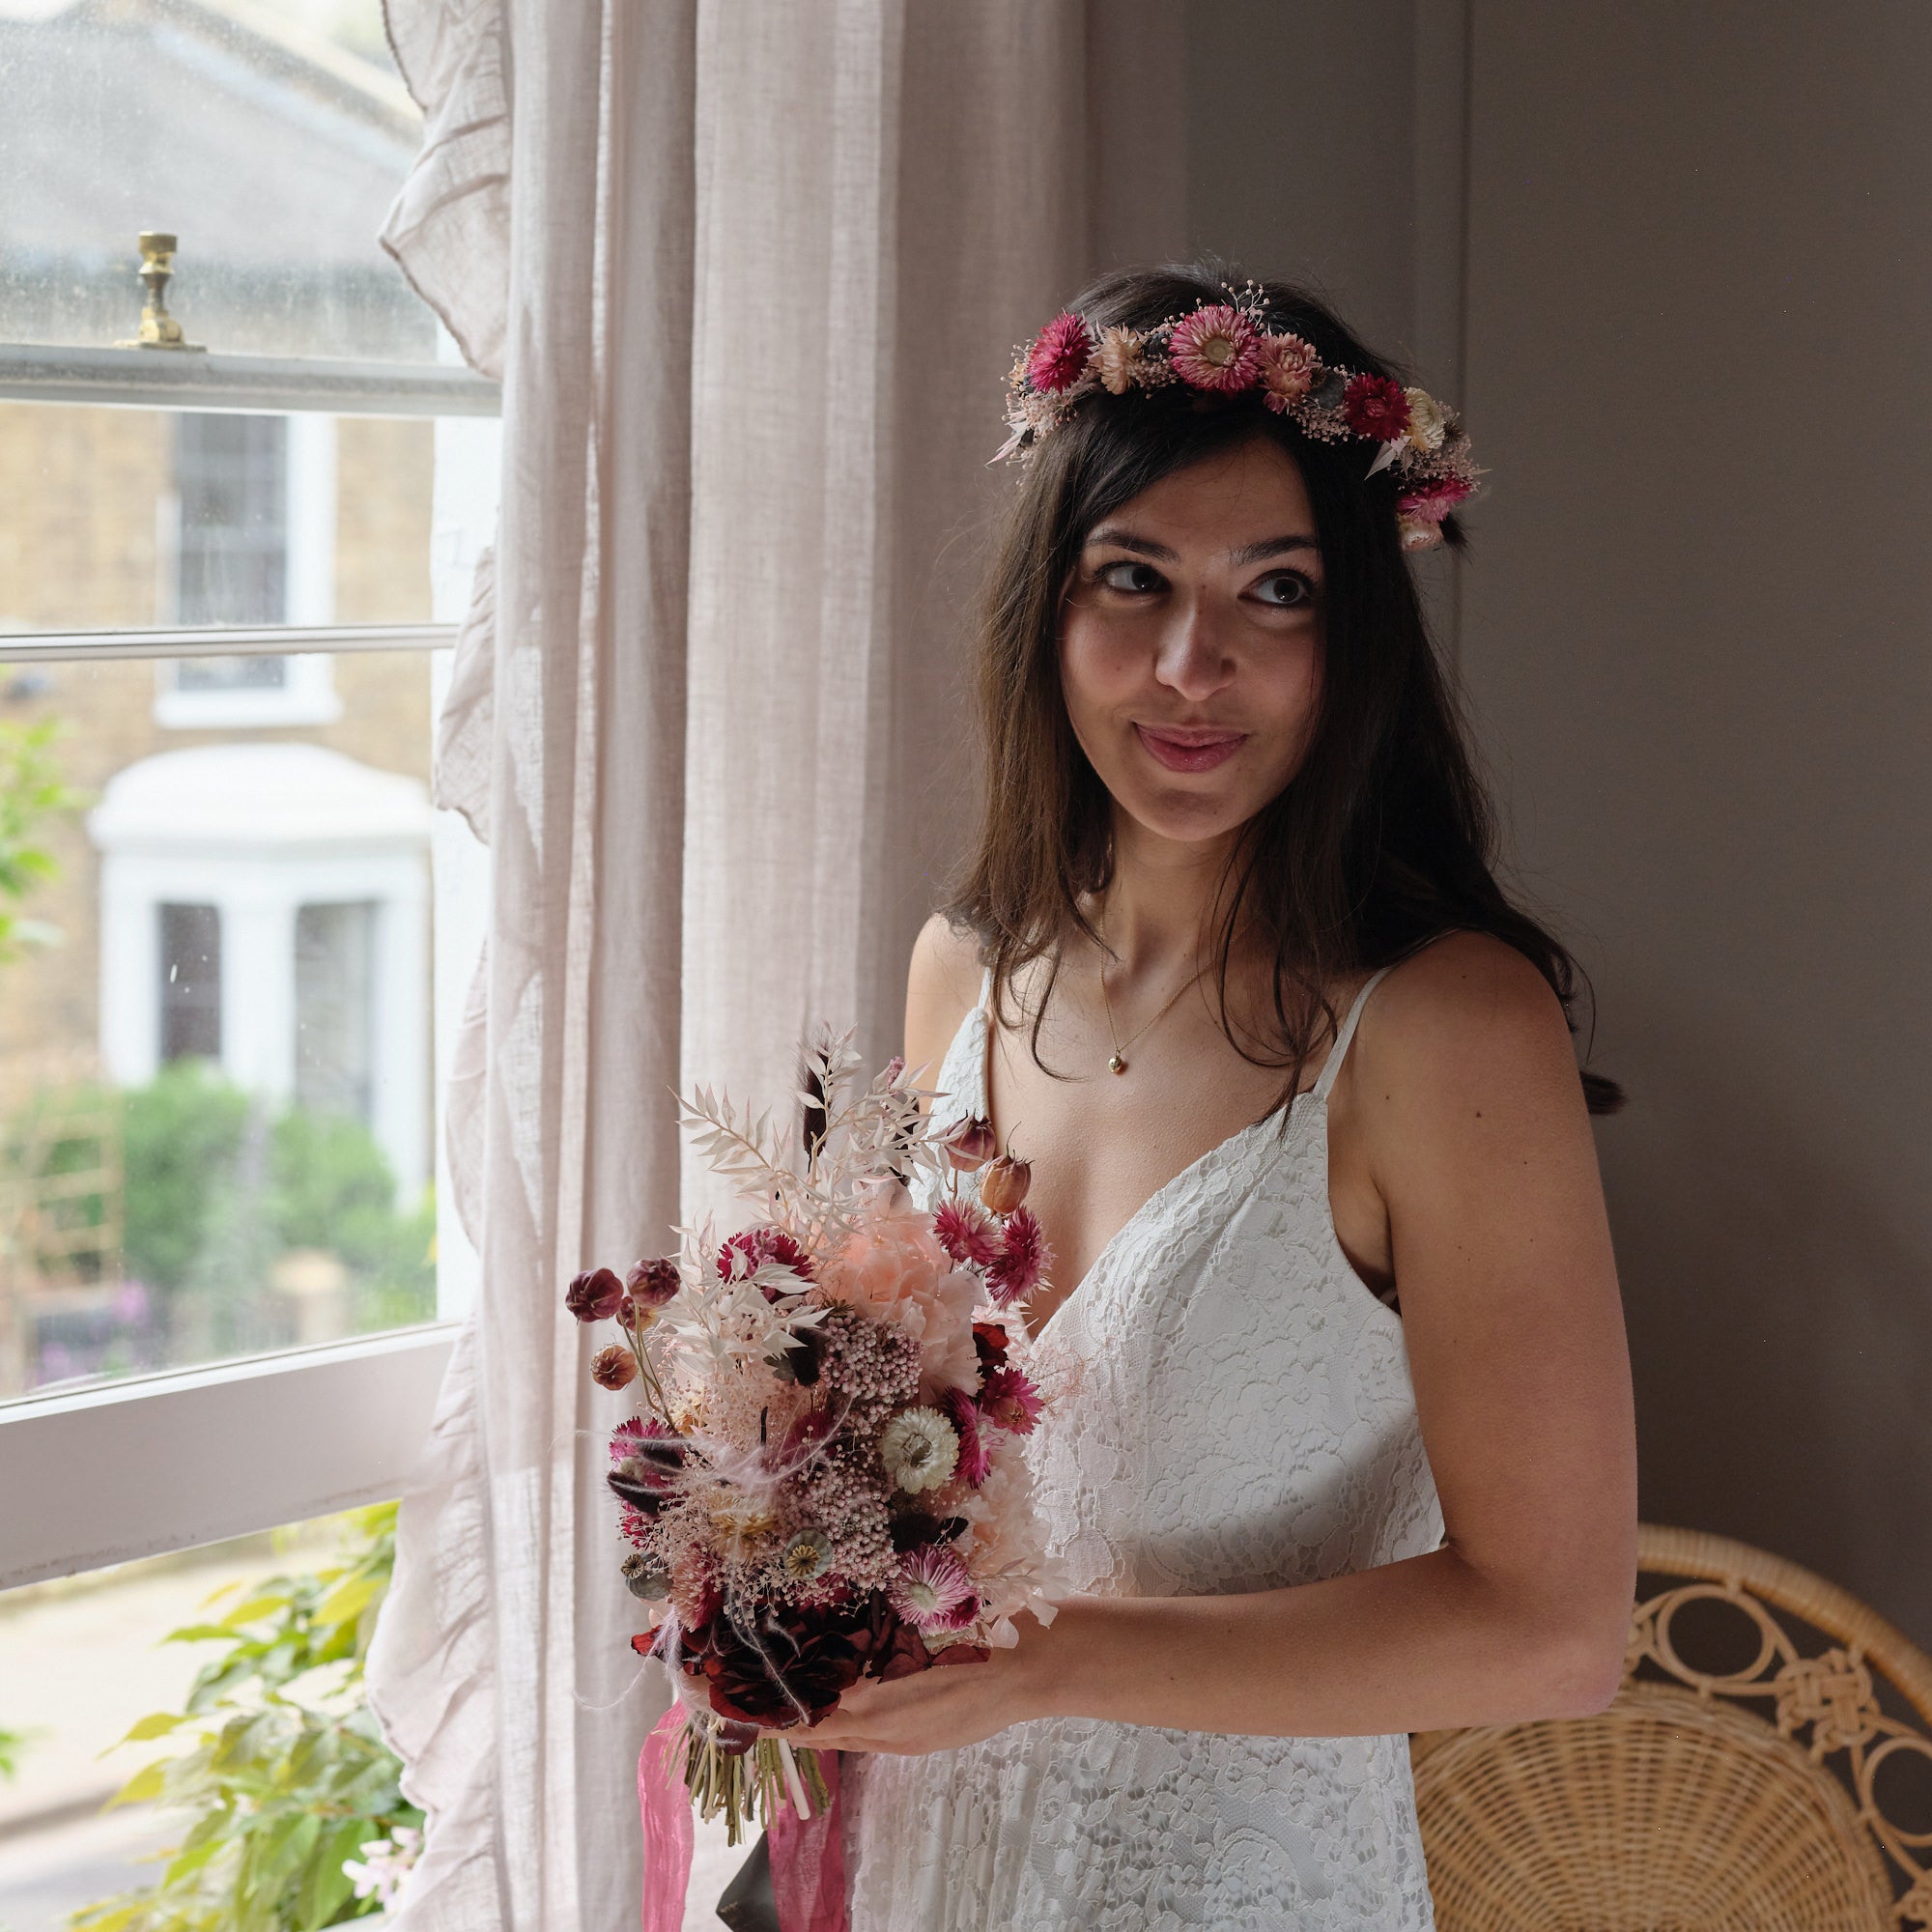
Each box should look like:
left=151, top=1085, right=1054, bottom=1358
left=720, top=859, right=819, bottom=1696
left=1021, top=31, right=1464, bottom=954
left=1095, top=902, right=1208, bottom=1076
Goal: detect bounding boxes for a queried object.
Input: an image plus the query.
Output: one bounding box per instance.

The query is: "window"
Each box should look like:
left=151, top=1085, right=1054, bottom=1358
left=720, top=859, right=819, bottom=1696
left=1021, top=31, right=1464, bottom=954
left=0, top=0, right=499, bottom=1598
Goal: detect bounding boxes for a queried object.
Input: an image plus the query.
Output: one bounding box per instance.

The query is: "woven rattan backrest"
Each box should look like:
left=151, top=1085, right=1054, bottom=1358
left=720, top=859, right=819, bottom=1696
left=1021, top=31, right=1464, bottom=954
left=1410, top=1523, right=1932, bottom=1930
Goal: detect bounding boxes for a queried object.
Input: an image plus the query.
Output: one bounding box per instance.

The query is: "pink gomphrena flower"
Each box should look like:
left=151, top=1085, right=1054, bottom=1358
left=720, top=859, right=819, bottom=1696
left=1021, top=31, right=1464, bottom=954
left=1342, top=372, right=1410, bottom=443
left=979, top=1365, right=1043, bottom=1435
left=890, top=1544, right=980, bottom=1633
left=1256, top=331, right=1321, bottom=411
left=986, top=1203, right=1052, bottom=1308
left=940, top=1386, right=992, bottom=1486
left=934, top=1197, right=1000, bottom=1268
left=1396, top=475, right=1474, bottom=525
left=1025, top=311, right=1094, bottom=394
left=1167, top=304, right=1264, bottom=393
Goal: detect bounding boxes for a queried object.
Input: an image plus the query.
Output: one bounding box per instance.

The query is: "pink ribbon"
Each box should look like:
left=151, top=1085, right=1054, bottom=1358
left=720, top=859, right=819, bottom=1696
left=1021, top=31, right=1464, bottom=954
left=639, top=1705, right=694, bottom=1932
left=639, top=1709, right=848, bottom=1932
left=769, top=1748, right=847, bottom=1932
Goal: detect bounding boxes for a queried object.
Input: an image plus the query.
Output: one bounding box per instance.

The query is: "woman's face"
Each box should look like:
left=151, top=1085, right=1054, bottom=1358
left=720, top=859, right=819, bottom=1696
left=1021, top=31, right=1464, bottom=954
left=1058, top=433, right=1324, bottom=850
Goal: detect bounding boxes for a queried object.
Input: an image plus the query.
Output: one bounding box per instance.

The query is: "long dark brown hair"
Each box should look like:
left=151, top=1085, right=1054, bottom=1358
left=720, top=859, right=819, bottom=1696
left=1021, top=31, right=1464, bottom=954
left=942, top=260, right=1623, bottom=1118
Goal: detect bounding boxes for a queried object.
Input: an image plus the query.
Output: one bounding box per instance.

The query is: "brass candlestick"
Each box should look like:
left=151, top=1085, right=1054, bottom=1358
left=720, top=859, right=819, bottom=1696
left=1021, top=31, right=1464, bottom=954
left=117, top=232, right=205, bottom=352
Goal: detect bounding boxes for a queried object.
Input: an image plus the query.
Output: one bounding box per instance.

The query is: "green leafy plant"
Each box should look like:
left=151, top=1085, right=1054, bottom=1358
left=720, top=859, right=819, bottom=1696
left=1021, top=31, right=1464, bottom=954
left=0, top=715, right=81, bottom=962
left=73, top=1504, right=422, bottom=1932
left=0, top=1722, right=34, bottom=1779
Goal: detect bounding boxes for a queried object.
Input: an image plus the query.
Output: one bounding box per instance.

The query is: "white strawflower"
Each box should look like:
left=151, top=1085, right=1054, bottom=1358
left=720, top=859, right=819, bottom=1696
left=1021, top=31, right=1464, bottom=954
left=878, top=1406, right=959, bottom=1495
left=1404, top=387, right=1446, bottom=452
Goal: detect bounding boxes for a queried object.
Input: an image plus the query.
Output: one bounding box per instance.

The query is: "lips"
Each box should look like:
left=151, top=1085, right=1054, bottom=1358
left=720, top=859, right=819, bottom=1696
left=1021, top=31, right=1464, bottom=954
left=1134, top=723, right=1247, bottom=773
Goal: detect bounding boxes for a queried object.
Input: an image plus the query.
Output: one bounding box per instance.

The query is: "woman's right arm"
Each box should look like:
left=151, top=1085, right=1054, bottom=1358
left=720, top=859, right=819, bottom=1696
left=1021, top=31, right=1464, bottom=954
left=903, top=912, right=981, bottom=1121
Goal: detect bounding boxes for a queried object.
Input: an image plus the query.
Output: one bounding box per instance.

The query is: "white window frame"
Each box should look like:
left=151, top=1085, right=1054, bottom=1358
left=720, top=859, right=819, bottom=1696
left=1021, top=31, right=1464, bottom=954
left=0, top=341, right=498, bottom=1591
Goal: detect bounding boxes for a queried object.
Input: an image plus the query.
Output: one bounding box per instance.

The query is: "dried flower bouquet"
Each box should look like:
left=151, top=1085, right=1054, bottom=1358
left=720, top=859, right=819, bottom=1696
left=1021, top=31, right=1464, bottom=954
left=566, top=1028, right=1062, bottom=1841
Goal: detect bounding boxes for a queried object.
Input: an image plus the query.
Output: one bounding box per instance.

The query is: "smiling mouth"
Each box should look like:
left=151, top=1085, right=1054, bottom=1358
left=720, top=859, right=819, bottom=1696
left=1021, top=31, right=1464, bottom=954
left=1134, top=723, right=1247, bottom=772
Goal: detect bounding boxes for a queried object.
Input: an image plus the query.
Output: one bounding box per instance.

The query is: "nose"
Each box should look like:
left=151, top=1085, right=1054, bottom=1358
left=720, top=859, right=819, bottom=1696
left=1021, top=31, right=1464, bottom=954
left=1153, top=595, right=1236, bottom=702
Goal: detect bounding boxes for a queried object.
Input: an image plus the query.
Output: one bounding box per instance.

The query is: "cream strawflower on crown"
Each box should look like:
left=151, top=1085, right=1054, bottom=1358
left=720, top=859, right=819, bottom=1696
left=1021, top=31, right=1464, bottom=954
left=1095, top=325, right=1151, bottom=396
left=1404, top=386, right=1447, bottom=452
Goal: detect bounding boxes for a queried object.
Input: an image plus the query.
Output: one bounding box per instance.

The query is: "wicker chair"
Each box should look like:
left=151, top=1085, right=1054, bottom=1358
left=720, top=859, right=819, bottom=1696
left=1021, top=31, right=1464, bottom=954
left=1410, top=1524, right=1932, bottom=1929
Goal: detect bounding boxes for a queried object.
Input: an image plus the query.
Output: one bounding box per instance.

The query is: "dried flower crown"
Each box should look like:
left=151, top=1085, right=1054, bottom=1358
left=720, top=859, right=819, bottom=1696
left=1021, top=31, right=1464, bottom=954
left=994, top=280, right=1482, bottom=552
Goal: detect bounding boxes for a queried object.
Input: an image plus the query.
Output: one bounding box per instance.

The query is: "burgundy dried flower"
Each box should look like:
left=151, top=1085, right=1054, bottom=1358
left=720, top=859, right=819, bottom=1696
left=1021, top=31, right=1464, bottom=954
left=1025, top=311, right=1094, bottom=394
left=1396, top=475, right=1474, bottom=525
left=565, top=1266, right=624, bottom=1322
left=940, top=1385, right=992, bottom=1486
left=1343, top=372, right=1410, bottom=442
left=986, top=1204, right=1052, bottom=1307
left=938, top=1115, right=998, bottom=1174
left=934, top=1197, right=1000, bottom=1267
left=973, top=1321, right=1011, bottom=1373
left=625, top=1256, right=681, bottom=1309
left=590, top=1344, right=637, bottom=1391
left=717, top=1227, right=815, bottom=1296
left=980, top=1364, right=1043, bottom=1435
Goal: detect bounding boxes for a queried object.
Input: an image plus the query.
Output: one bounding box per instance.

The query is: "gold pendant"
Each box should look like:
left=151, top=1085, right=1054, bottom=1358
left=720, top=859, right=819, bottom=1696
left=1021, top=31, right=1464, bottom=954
left=1108, top=1052, right=1126, bottom=1075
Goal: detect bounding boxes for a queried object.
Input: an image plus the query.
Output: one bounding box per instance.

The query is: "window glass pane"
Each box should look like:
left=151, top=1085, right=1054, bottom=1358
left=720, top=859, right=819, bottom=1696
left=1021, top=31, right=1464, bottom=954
left=0, top=1509, right=418, bottom=1931
left=0, top=404, right=433, bottom=633
left=0, top=0, right=432, bottom=361
left=0, top=649, right=456, bottom=1402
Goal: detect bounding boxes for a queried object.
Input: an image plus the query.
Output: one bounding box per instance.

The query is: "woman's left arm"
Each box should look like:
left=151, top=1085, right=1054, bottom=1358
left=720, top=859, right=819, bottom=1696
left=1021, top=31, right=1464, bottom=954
left=810, top=935, right=1637, bottom=1753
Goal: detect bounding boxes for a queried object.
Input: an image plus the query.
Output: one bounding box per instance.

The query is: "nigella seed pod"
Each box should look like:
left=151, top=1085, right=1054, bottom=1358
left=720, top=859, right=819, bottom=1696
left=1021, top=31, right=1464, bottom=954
left=564, top=1266, right=625, bottom=1322
left=626, top=1256, right=681, bottom=1310
left=980, top=1151, right=1032, bottom=1214
left=781, top=1527, right=832, bottom=1583
left=590, top=1344, right=636, bottom=1391
left=941, top=1114, right=998, bottom=1173
left=621, top=1551, right=670, bottom=1600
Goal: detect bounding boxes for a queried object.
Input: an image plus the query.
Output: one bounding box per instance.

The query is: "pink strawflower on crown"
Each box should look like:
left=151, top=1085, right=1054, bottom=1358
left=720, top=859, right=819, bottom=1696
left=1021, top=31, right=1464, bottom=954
left=1343, top=372, right=1410, bottom=443
left=1257, top=331, right=1321, bottom=411
left=1026, top=311, right=1094, bottom=394
left=934, top=1197, right=1000, bottom=1268
left=940, top=1385, right=993, bottom=1486
left=979, top=1364, right=1043, bottom=1435
left=1396, top=475, right=1474, bottom=526
left=890, top=1543, right=979, bottom=1633
left=1167, top=304, right=1264, bottom=393
left=986, top=1203, right=1051, bottom=1308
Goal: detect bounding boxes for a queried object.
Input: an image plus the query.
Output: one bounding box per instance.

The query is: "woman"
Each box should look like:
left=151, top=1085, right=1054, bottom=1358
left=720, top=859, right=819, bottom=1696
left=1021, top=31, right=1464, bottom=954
left=814, top=263, right=1637, bottom=1928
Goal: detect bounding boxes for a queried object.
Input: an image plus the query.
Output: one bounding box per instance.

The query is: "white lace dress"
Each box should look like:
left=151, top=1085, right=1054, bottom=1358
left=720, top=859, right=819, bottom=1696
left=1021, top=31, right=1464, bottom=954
left=841, top=964, right=1445, bottom=1930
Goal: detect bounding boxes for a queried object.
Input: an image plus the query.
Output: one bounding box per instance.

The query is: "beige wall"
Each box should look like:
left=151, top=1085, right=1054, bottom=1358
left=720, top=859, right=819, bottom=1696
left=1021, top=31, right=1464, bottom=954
left=1190, top=3, right=1932, bottom=1644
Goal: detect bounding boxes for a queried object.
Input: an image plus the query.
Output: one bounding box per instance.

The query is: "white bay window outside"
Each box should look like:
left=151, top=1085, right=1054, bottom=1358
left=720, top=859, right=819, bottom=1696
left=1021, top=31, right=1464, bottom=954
left=0, top=1, right=499, bottom=1922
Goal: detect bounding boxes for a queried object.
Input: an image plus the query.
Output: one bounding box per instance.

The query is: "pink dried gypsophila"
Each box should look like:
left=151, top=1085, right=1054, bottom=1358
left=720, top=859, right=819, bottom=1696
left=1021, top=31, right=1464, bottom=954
left=889, top=1543, right=980, bottom=1634
left=986, top=1204, right=1052, bottom=1308
left=940, top=1385, right=992, bottom=1486
left=1025, top=311, right=1094, bottom=394
left=978, top=1365, right=1043, bottom=1435
left=933, top=1198, right=1000, bottom=1269
left=1167, top=303, right=1265, bottom=393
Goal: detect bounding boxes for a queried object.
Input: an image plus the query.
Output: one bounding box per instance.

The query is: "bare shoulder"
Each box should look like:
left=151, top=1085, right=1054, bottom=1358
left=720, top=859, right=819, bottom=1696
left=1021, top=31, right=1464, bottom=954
left=1348, top=929, right=1582, bottom=1123
left=903, top=912, right=984, bottom=1102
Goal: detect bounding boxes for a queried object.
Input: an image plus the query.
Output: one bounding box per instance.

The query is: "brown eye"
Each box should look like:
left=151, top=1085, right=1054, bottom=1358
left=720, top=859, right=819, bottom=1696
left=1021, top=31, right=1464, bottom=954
left=1252, top=570, right=1315, bottom=609
left=1095, top=560, right=1164, bottom=594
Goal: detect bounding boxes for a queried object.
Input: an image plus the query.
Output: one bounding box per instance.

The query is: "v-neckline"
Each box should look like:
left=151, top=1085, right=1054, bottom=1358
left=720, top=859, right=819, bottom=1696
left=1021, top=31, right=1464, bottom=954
left=968, top=994, right=1308, bottom=1345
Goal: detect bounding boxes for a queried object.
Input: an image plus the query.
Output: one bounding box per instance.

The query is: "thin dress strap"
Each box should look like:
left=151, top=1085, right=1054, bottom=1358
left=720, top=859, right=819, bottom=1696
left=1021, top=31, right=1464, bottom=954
left=978, top=962, right=994, bottom=1010
left=1310, top=964, right=1395, bottom=1103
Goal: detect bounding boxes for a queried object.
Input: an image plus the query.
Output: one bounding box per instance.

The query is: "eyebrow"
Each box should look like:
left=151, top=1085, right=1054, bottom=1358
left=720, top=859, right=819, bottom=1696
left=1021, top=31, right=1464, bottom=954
left=1084, top=526, right=1321, bottom=566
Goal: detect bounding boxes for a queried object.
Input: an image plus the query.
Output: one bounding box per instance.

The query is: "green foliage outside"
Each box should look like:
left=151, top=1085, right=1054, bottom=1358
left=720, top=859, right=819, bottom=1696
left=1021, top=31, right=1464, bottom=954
left=74, top=1504, right=422, bottom=1932
left=7, top=1060, right=437, bottom=1350
left=0, top=1723, right=30, bottom=1779
left=0, top=715, right=82, bottom=963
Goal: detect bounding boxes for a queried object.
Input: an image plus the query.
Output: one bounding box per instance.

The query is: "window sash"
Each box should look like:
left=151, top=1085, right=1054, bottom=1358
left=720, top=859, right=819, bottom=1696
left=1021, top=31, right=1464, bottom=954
left=0, top=342, right=500, bottom=418
left=0, top=624, right=454, bottom=665
left=0, top=1326, right=458, bottom=1589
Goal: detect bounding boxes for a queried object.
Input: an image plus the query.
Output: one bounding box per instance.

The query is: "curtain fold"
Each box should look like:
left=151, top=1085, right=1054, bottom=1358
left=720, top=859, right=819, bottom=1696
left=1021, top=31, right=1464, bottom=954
left=366, top=2, right=1182, bottom=1924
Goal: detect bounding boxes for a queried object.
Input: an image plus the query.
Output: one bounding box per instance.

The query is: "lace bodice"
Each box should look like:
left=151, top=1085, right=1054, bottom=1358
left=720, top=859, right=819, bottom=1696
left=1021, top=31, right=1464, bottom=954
left=842, top=966, right=1444, bottom=1930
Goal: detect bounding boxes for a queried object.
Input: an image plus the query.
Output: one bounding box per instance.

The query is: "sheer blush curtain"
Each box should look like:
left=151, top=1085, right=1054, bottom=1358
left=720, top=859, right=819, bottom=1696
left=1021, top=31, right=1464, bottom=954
left=365, top=3, right=1182, bottom=1927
